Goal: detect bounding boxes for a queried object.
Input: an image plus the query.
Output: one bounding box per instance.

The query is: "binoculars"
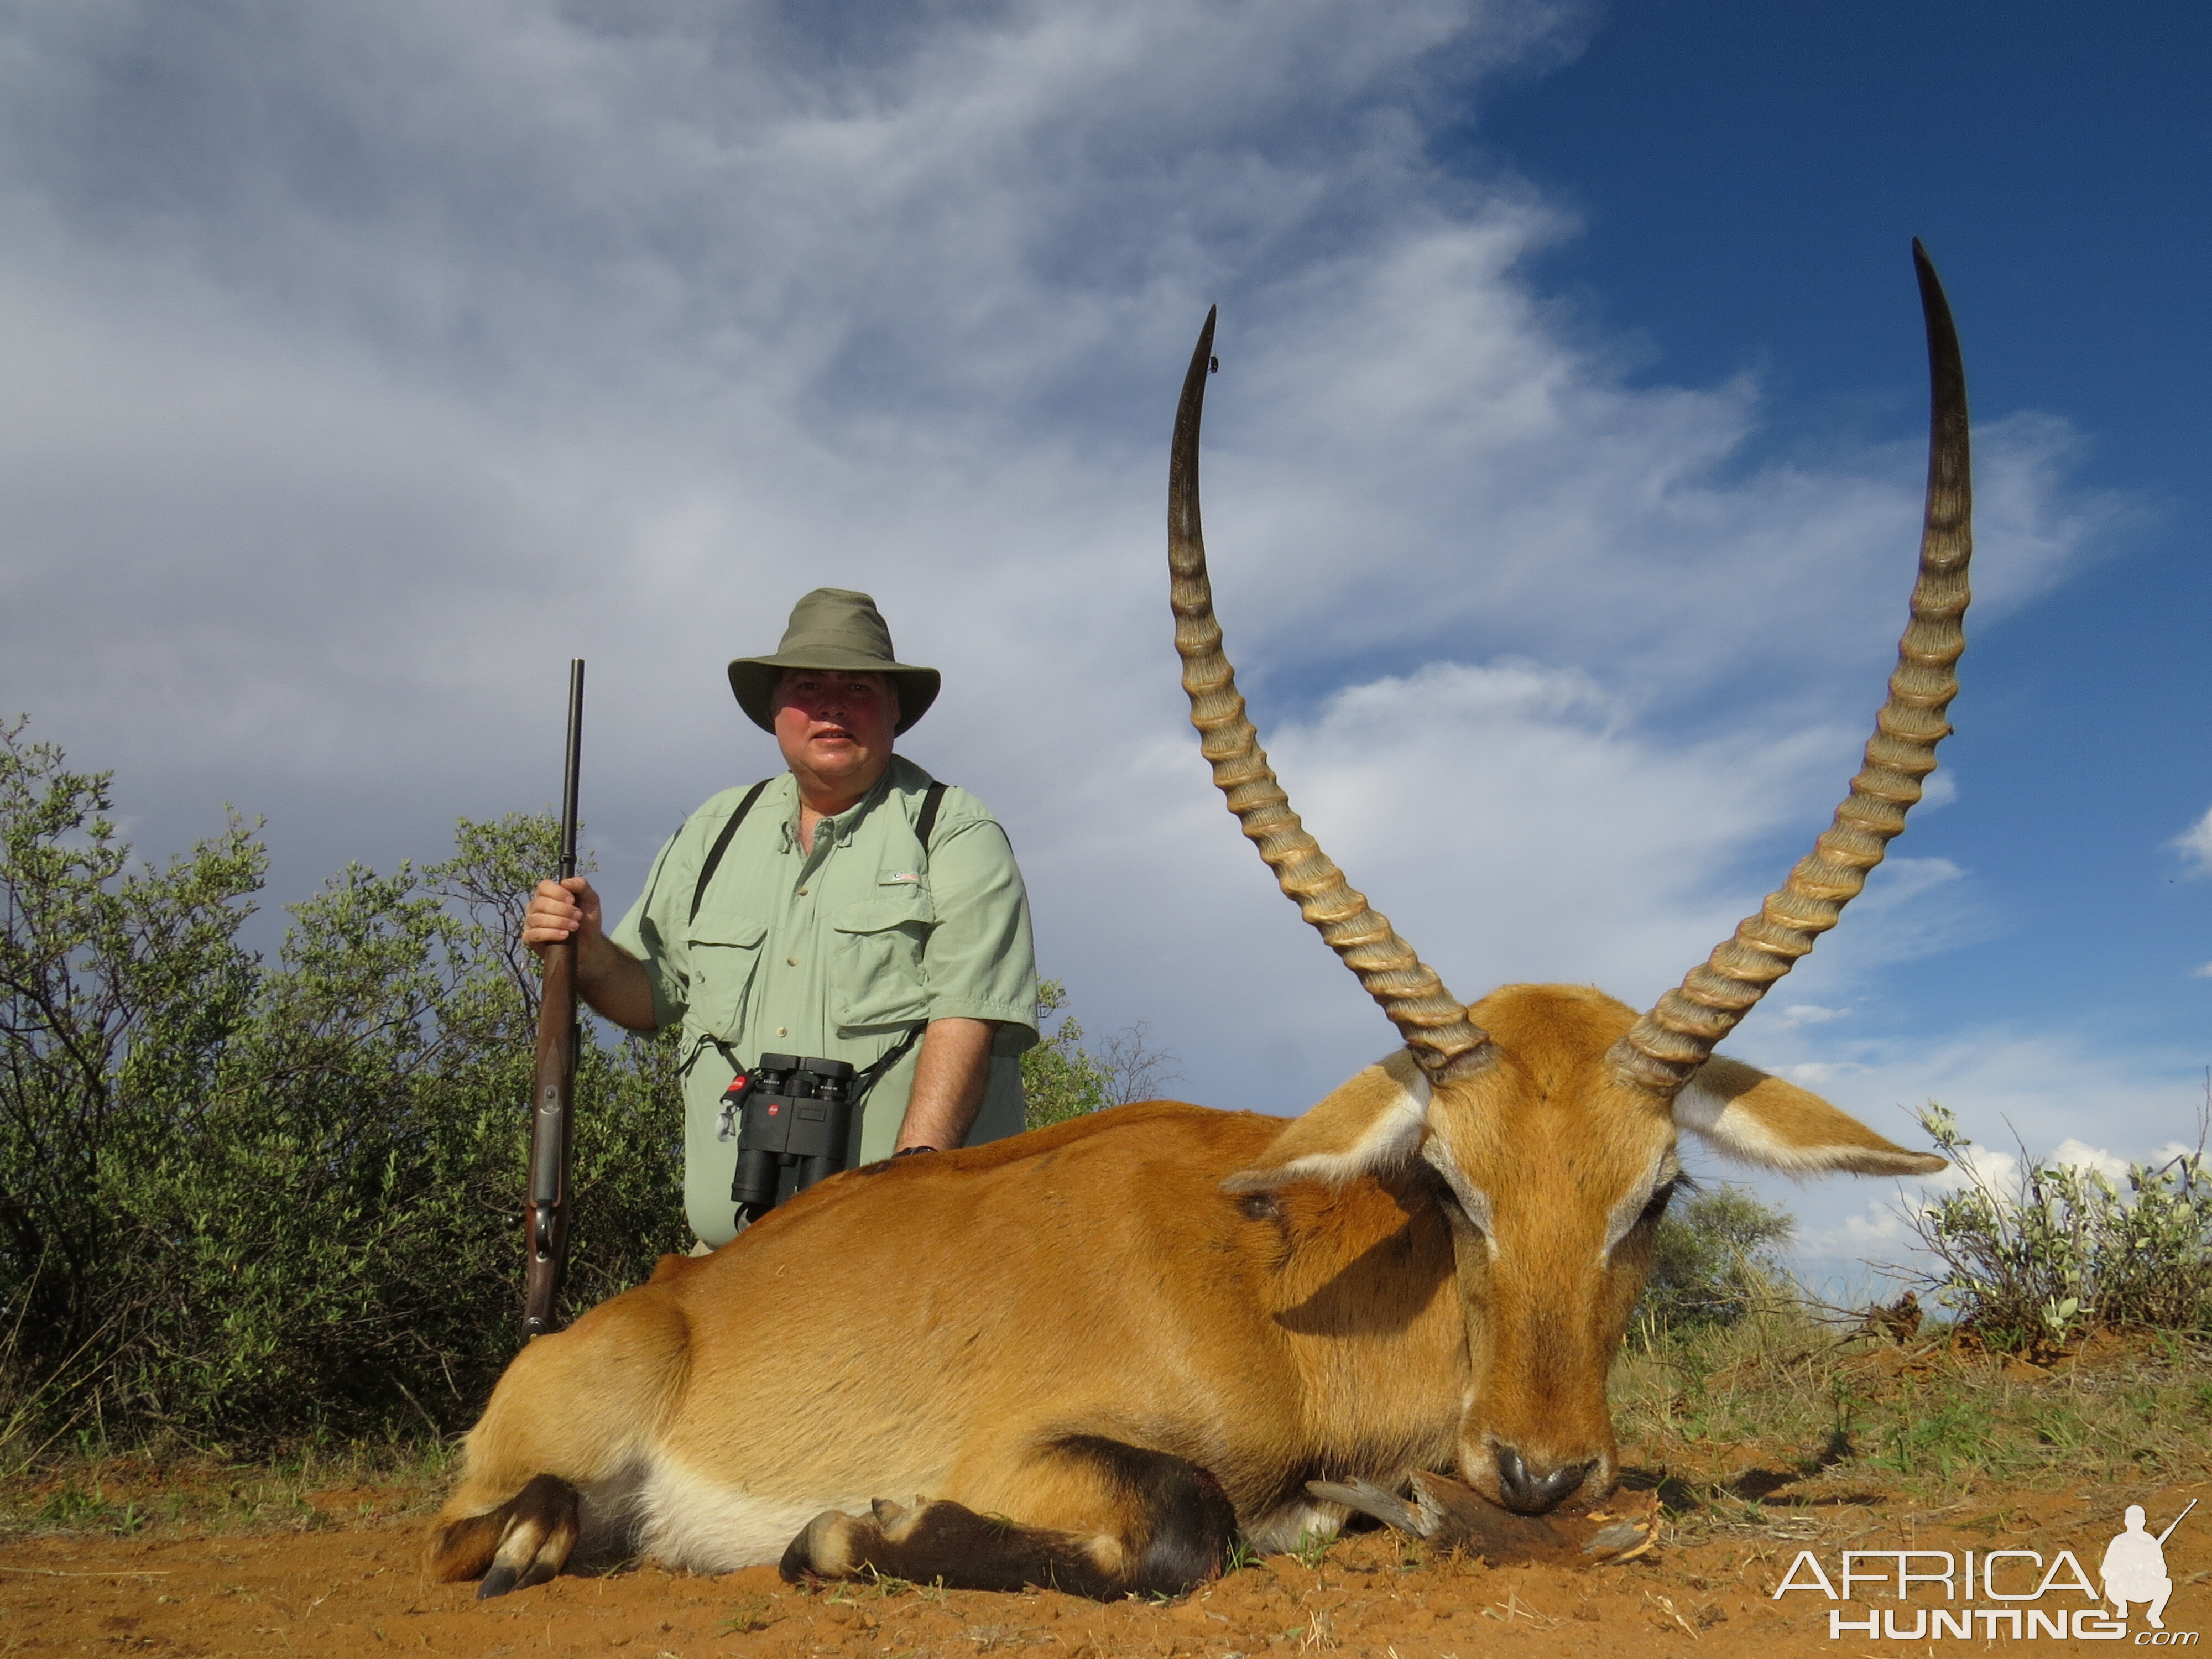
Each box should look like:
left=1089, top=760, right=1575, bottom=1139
left=719, top=1053, right=855, bottom=1228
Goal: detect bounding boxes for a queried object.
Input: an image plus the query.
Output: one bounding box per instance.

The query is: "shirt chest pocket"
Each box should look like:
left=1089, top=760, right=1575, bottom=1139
left=831, top=881, right=935, bottom=1031
left=682, top=915, right=768, bottom=1044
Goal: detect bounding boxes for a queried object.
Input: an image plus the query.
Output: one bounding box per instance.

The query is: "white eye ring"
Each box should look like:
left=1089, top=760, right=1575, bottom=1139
left=1420, top=1138, right=1494, bottom=1241
left=1601, top=1157, right=1683, bottom=1259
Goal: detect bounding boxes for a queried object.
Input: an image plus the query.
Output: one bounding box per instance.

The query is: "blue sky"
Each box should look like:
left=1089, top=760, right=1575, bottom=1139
left=2, top=0, right=2205, bottom=1287
left=1468, top=2, right=2212, bottom=1279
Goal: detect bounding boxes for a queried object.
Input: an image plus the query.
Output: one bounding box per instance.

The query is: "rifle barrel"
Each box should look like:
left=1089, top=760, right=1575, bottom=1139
left=559, top=659, right=584, bottom=879
left=524, top=657, right=585, bottom=1339
left=2157, top=1498, right=2197, bottom=1545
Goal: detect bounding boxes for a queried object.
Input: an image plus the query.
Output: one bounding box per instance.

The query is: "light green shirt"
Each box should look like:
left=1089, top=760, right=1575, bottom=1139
left=612, top=755, right=1039, bottom=1246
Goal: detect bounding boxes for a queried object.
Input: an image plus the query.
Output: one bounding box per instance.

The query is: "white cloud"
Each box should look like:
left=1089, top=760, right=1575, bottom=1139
left=1712, top=1022, right=2206, bottom=1295
left=2176, top=807, right=2212, bottom=877
left=1773, top=1004, right=1850, bottom=1029
left=1783, top=1061, right=1861, bottom=1085
left=2048, top=1138, right=2130, bottom=1182
left=1796, top=1198, right=1917, bottom=1260
left=0, top=1, right=2116, bottom=1133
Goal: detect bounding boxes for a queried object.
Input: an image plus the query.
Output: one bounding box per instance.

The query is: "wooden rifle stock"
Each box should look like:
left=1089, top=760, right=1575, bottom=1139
left=524, top=659, right=585, bottom=1338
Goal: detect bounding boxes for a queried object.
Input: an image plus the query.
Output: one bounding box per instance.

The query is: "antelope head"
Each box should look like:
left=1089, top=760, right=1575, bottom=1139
left=1176, top=245, right=1963, bottom=1515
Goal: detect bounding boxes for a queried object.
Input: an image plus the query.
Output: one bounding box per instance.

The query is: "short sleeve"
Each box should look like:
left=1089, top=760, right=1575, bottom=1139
left=918, top=808, right=1039, bottom=1049
left=609, top=828, right=692, bottom=1031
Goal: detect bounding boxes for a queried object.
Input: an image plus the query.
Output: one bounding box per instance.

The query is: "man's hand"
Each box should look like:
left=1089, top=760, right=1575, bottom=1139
left=520, top=877, right=659, bottom=1031
left=896, top=1018, right=998, bottom=1152
left=525, top=876, right=603, bottom=954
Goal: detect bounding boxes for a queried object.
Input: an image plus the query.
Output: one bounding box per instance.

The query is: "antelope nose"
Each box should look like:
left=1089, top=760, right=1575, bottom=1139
left=1494, top=1445, right=1589, bottom=1514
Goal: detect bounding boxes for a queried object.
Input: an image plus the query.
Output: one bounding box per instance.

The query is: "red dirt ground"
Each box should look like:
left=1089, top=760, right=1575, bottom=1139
left=7, top=1473, right=2208, bottom=1658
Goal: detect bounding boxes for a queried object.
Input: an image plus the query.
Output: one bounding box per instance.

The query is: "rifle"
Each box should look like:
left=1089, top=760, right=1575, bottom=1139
left=523, top=659, right=585, bottom=1338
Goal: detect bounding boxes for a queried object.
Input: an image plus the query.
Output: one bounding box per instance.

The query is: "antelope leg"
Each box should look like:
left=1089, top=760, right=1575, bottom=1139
left=1303, top=1479, right=1433, bottom=1538
left=1306, top=1472, right=1660, bottom=1567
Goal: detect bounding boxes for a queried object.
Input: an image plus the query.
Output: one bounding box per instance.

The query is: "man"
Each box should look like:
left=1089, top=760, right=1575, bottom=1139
left=523, top=588, right=1039, bottom=1248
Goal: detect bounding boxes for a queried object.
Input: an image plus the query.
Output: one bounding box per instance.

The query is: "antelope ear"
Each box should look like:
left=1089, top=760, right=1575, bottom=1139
left=1674, top=1055, right=1947, bottom=1177
left=1223, top=1049, right=1432, bottom=1193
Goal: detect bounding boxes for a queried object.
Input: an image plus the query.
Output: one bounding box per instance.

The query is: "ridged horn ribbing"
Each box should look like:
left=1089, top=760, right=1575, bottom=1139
left=1613, top=241, right=1973, bottom=1098
left=1170, top=308, right=1493, bottom=1083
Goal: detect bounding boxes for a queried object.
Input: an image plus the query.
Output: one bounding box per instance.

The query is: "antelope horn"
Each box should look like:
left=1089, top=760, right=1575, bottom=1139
left=1170, top=309, right=1493, bottom=1083
left=1612, top=241, right=1972, bottom=1098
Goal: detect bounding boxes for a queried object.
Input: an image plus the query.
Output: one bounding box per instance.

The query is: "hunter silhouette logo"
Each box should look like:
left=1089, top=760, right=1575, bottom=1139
left=1773, top=1499, right=2199, bottom=1642
left=2105, top=1502, right=2192, bottom=1631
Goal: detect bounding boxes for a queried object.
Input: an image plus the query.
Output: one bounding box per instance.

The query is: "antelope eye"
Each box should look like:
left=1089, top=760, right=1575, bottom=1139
left=1637, top=1178, right=1678, bottom=1227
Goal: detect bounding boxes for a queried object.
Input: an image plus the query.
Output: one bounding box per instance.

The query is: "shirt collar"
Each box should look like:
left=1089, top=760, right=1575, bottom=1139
left=781, top=765, right=895, bottom=851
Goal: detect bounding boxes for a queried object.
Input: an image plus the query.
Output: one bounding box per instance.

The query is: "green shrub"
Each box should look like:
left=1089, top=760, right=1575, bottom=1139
left=1910, top=1102, right=2212, bottom=1352
left=1020, top=980, right=1114, bottom=1130
left=1020, top=979, right=1180, bottom=1131
left=1636, top=1185, right=1796, bottom=1331
left=0, top=722, right=685, bottom=1454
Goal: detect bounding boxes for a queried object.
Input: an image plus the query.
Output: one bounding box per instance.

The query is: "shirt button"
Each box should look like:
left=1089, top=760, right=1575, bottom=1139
left=797, top=886, right=807, bottom=896
left=786, top=957, right=798, bottom=967
left=776, top=1026, right=787, bottom=1038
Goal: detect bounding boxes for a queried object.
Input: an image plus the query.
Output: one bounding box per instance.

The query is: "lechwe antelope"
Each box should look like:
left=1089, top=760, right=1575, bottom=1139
left=432, top=244, right=1963, bottom=1601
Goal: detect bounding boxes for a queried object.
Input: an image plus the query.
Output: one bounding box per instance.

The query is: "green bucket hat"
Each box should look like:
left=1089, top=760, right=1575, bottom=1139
left=727, top=588, right=941, bottom=736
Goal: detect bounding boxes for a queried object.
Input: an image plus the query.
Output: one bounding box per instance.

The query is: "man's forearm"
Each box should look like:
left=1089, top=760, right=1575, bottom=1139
left=896, top=1018, right=998, bottom=1151
left=575, top=932, right=659, bottom=1031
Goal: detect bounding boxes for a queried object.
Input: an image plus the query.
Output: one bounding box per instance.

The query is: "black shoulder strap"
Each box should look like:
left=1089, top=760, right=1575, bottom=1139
left=915, top=781, right=948, bottom=856
left=688, top=779, right=773, bottom=924
left=849, top=1019, right=927, bottom=1108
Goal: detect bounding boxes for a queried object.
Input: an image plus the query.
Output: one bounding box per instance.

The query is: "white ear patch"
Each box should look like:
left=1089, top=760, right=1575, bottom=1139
left=1672, top=1075, right=1825, bottom=1172
left=1674, top=1056, right=1948, bottom=1177
left=1220, top=1049, right=1432, bottom=1193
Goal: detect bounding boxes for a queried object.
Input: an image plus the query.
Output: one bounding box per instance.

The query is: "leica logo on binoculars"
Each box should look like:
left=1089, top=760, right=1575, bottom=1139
left=719, top=1055, right=858, bottom=1228
left=1774, top=1501, right=2196, bottom=1642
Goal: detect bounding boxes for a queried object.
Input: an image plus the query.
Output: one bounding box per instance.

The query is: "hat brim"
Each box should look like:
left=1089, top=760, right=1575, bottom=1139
left=727, top=651, right=941, bottom=735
